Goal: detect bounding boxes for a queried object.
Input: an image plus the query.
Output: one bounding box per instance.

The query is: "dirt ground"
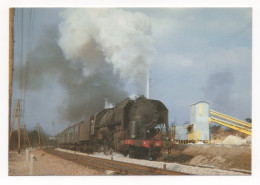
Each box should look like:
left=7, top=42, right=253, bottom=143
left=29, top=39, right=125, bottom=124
left=161, top=144, right=251, bottom=171
left=9, top=143, right=251, bottom=176
left=9, top=149, right=103, bottom=176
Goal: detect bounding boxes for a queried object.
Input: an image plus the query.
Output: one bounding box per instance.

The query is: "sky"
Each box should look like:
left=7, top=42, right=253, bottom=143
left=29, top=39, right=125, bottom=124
left=9, top=8, right=252, bottom=135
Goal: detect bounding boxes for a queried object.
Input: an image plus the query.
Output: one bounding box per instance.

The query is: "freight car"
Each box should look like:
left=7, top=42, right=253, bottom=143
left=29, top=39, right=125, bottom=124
left=57, top=96, right=172, bottom=159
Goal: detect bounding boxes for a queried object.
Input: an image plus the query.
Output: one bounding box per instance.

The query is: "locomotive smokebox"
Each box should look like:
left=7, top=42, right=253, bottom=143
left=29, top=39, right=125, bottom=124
left=129, top=100, right=159, bottom=130
left=129, top=121, right=137, bottom=138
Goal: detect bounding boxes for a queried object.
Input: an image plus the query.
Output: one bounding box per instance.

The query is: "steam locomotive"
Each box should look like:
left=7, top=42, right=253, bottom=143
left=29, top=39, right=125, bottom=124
left=57, top=96, right=172, bottom=159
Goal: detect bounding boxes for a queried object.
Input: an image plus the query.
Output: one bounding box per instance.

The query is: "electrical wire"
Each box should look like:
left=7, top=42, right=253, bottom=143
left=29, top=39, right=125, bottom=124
left=24, top=9, right=35, bottom=105
left=12, top=8, right=35, bottom=126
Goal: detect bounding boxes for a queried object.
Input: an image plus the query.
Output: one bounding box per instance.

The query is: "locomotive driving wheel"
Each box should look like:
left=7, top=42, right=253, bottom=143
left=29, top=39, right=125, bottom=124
left=129, top=146, right=136, bottom=158
left=129, top=146, right=148, bottom=159
left=148, top=148, right=161, bottom=160
left=104, top=137, right=113, bottom=155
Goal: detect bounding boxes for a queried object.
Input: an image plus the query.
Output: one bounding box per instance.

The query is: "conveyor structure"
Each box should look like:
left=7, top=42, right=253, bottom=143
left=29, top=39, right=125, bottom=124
left=209, top=110, right=251, bottom=136
left=172, top=102, right=252, bottom=144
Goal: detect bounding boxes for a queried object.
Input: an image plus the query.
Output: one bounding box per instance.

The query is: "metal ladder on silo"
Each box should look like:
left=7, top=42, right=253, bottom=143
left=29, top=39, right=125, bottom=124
left=209, top=110, right=252, bottom=136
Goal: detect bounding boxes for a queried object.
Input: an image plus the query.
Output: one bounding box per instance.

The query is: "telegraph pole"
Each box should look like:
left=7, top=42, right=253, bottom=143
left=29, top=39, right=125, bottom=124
left=9, top=99, right=22, bottom=154
left=9, top=100, right=19, bottom=141
left=9, top=8, right=14, bottom=143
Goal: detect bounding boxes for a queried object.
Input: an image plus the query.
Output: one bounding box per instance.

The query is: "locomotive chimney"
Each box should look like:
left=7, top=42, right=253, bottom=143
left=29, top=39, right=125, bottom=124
left=146, top=72, right=150, bottom=99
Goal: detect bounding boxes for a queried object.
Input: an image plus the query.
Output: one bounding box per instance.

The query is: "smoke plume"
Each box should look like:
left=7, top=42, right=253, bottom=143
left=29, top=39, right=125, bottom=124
left=203, top=70, right=234, bottom=112
left=58, top=9, right=154, bottom=86
left=16, top=8, right=154, bottom=123
left=17, top=27, right=127, bottom=122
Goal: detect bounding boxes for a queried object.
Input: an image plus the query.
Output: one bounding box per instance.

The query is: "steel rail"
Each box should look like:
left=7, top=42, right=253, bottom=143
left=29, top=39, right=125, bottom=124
left=184, top=163, right=251, bottom=175
left=44, top=149, right=190, bottom=175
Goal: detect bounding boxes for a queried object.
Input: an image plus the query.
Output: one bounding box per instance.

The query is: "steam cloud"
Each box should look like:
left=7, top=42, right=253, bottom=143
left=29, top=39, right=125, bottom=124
left=17, top=8, right=154, bottom=123
left=18, top=28, right=127, bottom=122
left=58, top=9, right=154, bottom=86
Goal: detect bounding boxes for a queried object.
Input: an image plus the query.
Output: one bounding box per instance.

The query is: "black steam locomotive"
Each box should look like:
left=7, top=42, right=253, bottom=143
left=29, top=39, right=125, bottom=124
left=57, top=96, right=172, bottom=159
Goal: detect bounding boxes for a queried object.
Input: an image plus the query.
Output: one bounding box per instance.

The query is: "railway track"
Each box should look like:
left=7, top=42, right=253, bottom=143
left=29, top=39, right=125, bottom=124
left=44, top=149, right=190, bottom=175
left=183, top=163, right=251, bottom=175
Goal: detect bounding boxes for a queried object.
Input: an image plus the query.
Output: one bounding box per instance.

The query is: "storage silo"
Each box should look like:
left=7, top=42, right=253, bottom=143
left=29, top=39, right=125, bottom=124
left=190, top=101, right=210, bottom=141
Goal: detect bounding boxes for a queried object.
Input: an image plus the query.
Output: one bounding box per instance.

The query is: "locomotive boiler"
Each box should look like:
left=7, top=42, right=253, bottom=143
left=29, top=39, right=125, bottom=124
left=57, top=96, right=171, bottom=159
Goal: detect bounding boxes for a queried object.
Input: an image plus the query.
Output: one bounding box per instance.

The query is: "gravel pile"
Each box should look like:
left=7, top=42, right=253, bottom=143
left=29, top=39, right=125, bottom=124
left=244, top=136, right=252, bottom=144
left=56, top=148, right=247, bottom=175
left=221, top=135, right=251, bottom=145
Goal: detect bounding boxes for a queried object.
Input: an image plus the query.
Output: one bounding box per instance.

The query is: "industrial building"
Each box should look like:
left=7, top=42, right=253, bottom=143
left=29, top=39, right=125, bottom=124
left=174, top=101, right=210, bottom=143
left=173, top=101, right=251, bottom=144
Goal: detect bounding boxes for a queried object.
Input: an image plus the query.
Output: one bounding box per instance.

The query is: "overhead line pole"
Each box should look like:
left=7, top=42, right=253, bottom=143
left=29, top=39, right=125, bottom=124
left=9, top=100, right=19, bottom=142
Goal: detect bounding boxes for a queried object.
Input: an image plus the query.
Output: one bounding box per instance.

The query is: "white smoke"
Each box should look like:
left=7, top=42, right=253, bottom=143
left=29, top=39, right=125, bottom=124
left=104, top=98, right=114, bottom=109
left=58, top=8, right=154, bottom=86
left=129, top=93, right=138, bottom=99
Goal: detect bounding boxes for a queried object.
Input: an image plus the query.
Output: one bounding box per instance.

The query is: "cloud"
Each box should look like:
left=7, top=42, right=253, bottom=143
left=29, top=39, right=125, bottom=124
left=147, top=8, right=251, bottom=55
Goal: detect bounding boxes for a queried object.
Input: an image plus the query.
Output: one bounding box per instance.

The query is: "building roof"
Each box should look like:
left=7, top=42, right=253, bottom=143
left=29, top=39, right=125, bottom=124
left=190, top=101, right=210, bottom=106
